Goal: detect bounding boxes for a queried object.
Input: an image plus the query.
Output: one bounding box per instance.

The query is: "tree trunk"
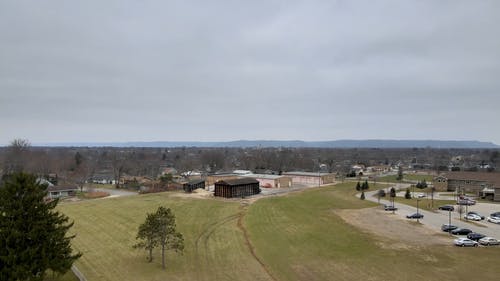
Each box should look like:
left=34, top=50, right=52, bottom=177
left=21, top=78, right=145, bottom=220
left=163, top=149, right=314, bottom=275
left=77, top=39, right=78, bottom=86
left=148, top=247, right=153, bottom=262
left=161, top=241, right=165, bottom=269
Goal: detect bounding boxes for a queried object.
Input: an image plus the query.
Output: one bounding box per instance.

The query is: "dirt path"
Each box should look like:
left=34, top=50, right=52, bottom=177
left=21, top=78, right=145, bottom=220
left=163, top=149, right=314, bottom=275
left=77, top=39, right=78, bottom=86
left=236, top=206, right=278, bottom=281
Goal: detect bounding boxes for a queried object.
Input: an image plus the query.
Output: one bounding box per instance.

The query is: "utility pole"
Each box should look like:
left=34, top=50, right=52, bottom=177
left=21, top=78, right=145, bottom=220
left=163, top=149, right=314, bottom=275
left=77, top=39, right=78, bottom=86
left=416, top=198, right=420, bottom=223
left=448, top=209, right=452, bottom=236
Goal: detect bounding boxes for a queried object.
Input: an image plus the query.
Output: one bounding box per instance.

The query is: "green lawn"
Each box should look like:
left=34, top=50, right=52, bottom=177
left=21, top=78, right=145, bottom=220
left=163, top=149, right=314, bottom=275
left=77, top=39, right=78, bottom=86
left=391, top=196, right=456, bottom=211
left=245, top=182, right=500, bottom=281
left=59, top=194, right=272, bottom=281
left=44, top=271, right=79, bottom=281
left=59, top=184, right=500, bottom=281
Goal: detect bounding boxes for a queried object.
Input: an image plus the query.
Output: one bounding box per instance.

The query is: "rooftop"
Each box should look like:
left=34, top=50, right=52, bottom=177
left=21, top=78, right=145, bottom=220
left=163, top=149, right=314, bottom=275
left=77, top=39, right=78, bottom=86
left=241, top=174, right=288, bottom=180
left=283, top=171, right=333, bottom=177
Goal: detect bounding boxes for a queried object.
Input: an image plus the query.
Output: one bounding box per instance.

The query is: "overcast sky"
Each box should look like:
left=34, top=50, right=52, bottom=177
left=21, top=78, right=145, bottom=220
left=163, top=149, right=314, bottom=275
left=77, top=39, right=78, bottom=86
left=1, top=0, right=499, bottom=145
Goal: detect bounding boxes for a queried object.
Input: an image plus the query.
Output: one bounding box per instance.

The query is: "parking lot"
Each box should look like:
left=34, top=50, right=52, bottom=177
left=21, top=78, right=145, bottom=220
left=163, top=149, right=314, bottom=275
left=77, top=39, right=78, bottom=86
left=366, top=186, right=500, bottom=241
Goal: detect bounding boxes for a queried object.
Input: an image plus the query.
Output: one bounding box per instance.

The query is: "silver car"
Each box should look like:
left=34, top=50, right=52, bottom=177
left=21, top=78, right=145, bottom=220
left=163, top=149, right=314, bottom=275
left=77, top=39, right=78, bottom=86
left=454, top=238, right=478, bottom=247
left=478, top=237, right=500, bottom=246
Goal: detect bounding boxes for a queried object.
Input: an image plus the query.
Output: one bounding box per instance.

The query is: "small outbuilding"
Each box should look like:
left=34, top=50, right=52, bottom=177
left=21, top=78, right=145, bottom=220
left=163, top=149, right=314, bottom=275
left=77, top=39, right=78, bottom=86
left=46, top=185, right=78, bottom=200
left=183, top=179, right=206, bottom=193
left=214, top=178, right=260, bottom=198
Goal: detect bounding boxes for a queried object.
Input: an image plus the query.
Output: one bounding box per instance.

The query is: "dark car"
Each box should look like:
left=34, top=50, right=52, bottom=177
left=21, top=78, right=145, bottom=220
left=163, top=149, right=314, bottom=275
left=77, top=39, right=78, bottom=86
left=467, top=211, right=485, bottom=220
left=490, top=212, right=500, bottom=219
left=406, top=213, right=424, bottom=219
left=384, top=205, right=398, bottom=211
left=451, top=228, right=473, bottom=235
left=441, top=224, right=458, bottom=232
left=438, top=205, right=455, bottom=211
left=467, top=232, right=486, bottom=241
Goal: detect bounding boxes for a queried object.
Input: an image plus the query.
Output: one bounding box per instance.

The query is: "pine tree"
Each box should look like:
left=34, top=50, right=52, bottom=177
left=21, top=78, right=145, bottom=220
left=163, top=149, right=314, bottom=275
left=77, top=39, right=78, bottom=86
left=155, top=207, right=184, bottom=269
left=362, top=180, right=369, bottom=190
left=355, top=181, right=361, bottom=191
left=0, top=173, right=81, bottom=281
left=134, top=213, right=160, bottom=262
left=360, top=191, right=365, bottom=200
left=405, top=188, right=412, bottom=199
left=134, top=206, right=184, bottom=269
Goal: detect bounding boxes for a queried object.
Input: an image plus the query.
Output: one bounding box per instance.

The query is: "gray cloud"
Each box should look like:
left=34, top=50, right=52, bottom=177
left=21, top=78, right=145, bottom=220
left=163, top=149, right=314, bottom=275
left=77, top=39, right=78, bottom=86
left=1, top=0, right=500, bottom=144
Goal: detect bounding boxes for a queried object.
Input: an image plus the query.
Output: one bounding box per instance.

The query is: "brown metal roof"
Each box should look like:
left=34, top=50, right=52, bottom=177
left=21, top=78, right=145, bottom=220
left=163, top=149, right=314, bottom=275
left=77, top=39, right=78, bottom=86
left=440, top=171, right=500, bottom=187
left=215, top=178, right=259, bottom=186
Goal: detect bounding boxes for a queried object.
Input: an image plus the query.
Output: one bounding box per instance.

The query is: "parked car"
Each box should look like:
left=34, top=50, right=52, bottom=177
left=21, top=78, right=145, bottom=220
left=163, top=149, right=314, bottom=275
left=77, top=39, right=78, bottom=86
left=457, top=199, right=476, bottom=205
left=438, top=205, right=454, bottom=211
left=441, top=224, right=458, bottom=232
left=451, top=228, right=473, bottom=235
left=417, top=193, right=426, bottom=198
left=467, top=232, right=486, bottom=241
left=490, top=212, right=500, bottom=219
left=467, top=211, right=485, bottom=220
left=486, top=217, right=500, bottom=224
left=454, top=238, right=478, bottom=247
left=406, top=213, right=424, bottom=219
left=478, top=237, right=500, bottom=246
left=384, top=205, right=398, bottom=211
left=464, top=214, right=482, bottom=221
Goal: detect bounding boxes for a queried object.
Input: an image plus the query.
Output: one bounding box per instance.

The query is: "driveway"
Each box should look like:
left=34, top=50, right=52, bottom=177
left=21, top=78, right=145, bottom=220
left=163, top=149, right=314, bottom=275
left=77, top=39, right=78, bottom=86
left=364, top=186, right=500, bottom=239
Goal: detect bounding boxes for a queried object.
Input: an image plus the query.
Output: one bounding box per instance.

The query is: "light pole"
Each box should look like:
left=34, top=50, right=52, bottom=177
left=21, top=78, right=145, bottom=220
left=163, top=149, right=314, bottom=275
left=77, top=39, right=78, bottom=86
left=448, top=209, right=452, bottom=236
left=416, top=198, right=420, bottom=223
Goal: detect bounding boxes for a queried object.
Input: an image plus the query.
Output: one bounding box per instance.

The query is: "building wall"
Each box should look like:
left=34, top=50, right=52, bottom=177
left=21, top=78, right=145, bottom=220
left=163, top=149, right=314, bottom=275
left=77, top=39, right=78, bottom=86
left=447, top=179, right=492, bottom=195
left=433, top=176, right=448, bottom=191
left=214, top=183, right=260, bottom=198
left=277, top=177, right=292, bottom=188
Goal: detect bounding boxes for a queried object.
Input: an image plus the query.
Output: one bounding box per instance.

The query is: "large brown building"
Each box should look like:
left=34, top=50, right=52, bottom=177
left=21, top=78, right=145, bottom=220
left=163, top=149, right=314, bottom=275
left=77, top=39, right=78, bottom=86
left=434, top=172, right=500, bottom=201
left=214, top=178, right=260, bottom=198
left=282, top=171, right=335, bottom=186
left=241, top=174, right=292, bottom=188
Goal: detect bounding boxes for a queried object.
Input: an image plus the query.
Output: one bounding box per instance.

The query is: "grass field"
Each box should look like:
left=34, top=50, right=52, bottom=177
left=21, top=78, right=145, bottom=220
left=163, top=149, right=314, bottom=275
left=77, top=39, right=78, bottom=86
left=391, top=196, right=456, bottom=211
left=245, top=182, right=500, bottom=281
left=59, top=194, right=273, bottom=281
left=44, top=271, right=79, bottom=281
left=59, top=183, right=500, bottom=281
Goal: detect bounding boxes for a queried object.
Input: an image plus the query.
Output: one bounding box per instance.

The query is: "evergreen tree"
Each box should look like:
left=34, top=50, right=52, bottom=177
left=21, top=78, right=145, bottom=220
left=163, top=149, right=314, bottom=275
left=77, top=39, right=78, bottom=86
left=134, top=206, right=184, bottom=269
left=0, top=173, right=81, bottom=281
left=362, top=180, right=369, bottom=190
left=156, top=207, right=184, bottom=269
left=396, top=165, right=403, bottom=181
left=405, top=188, right=412, bottom=199
left=355, top=181, right=361, bottom=191
left=360, top=191, right=365, bottom=200
left=134, top=212, right=160, bottom=262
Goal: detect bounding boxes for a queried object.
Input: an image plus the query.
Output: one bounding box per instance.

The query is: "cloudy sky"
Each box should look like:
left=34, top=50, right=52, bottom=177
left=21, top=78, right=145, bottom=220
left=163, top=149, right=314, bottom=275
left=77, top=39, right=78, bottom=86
left=1, top=0, right=499, bottom=145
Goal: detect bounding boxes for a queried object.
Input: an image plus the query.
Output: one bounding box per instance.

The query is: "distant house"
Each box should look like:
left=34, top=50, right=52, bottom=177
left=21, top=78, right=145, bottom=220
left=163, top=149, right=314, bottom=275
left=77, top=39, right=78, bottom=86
left=183, top=179, right=205, bottom=193
left=214, top=178, right=260, bottom=198
left=282, top=171, right=335, bottom=186
left=241, top=174, right=292, bottom=188
left=433, top=172, right=500, bottom=201
left=46, top=185, right=78, bottom=200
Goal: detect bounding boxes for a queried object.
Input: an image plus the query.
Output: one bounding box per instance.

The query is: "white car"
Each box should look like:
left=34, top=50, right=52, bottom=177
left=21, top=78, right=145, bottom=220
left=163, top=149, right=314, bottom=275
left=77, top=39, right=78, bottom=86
left=454, top=238, right=478, bottom=247
left=417, top=193, right=426, bottom=198
left=487, top=217, right=500, bottom=224
left=464, top=214, right=482, bottom=221
left=478, top=237, right=500, bottom=246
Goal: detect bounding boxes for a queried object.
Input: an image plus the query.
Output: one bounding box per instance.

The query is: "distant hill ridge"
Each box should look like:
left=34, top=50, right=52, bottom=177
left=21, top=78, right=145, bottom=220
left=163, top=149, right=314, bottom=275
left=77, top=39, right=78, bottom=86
left=35, top=139, right=499, bottom=148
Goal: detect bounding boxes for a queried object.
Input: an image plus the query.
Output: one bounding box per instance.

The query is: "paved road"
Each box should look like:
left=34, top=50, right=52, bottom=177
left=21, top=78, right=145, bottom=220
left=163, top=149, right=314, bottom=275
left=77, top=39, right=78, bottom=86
left=364, top=185, right=500, bottom=239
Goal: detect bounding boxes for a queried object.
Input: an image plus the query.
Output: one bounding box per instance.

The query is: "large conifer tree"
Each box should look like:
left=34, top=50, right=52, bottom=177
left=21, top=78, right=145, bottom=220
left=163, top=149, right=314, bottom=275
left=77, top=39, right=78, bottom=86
left=0, top=173, right=81, bottom=281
